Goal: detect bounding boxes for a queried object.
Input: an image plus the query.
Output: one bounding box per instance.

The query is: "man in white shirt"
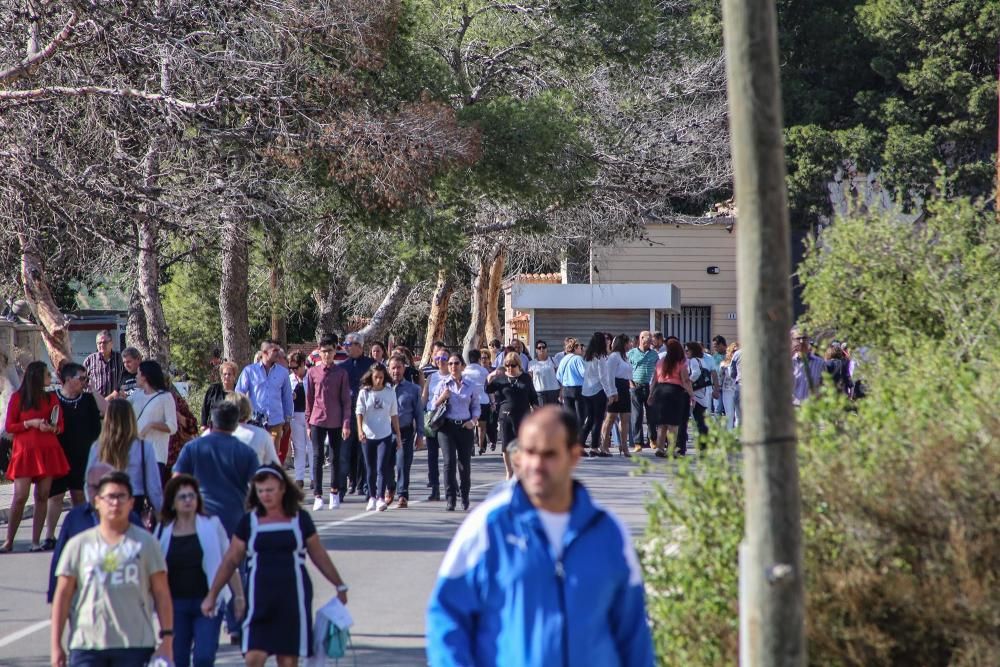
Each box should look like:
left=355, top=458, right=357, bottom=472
left=227, top=393, right=279, bottom=465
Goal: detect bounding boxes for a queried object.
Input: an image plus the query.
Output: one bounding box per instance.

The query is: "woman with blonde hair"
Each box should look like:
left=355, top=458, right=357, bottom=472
left=86, top=398, right=163, bottom=517
left=201, top=361, right=239, bottom=429
left=719, top=342, right=740, bottom=430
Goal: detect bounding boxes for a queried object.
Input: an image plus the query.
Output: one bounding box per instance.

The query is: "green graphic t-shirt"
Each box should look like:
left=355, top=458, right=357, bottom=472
left=56, top=524, right=167, bottom=650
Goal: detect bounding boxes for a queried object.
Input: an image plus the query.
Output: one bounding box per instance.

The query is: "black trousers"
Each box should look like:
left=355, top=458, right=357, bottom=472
left=561, top=386, right=586, bottom=443
left=675, top=400, right=691, bottom=455
left=438, top=421, right=473, bottom=502
left=310, top=426, right=343, bottom=496
left=691, top=402, right=709, bottom=450
left=538, top=390, right=561, bottom=406
left=581, top=391, right=607, bottom=449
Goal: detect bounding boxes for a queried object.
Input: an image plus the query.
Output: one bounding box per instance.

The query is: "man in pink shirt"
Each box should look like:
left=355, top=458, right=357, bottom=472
left=305, top=334, right=352, bottom=510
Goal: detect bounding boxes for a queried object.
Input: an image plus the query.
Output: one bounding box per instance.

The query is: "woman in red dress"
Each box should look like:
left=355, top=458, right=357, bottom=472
left=2, top=361, right=68, bottom=552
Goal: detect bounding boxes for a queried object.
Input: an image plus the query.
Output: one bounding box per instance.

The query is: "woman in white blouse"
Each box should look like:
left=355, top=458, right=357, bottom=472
left=581, top=332, right=616, bottom=457
left=602, top=334, right=634, bottom=456
left=128, top=360, right=178, bottom=484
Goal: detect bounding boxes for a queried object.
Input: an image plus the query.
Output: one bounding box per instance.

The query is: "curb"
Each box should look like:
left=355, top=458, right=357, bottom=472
left=0, top=498, right=72, bottom=526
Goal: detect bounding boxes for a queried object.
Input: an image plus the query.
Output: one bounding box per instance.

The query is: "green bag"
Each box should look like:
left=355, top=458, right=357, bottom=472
left=326, top=622, right=351, bottom=659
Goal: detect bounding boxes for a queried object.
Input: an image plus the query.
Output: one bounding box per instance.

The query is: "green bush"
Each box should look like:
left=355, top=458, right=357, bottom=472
left=641, top=196, right=1000, bottom=666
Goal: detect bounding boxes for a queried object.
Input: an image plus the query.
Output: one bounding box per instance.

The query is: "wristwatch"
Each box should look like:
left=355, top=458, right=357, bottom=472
left=159, top=629, right=174, bottom=639
left=336, top=584, right=349, bottom=593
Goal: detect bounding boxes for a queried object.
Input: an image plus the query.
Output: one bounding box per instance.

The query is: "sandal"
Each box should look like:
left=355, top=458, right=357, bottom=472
left=654, top=448, right=668, bottom=458
left=0, top=543, right=12, bottom=553
left=29, top=543, right=45, bottom=552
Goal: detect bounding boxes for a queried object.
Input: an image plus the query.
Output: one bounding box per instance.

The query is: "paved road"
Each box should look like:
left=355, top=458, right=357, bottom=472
left=0, top=448, right=665, bottom=666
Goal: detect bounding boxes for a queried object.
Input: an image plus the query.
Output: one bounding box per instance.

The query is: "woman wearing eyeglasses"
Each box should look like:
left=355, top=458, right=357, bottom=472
left=487, top=353, right=538, bottom=480
left=431, top=355, right=481, bottom=511
left=157, top=475, right=243, bottom=667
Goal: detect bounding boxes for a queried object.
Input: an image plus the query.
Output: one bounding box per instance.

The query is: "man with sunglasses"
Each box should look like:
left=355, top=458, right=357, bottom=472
left=83, top=330, right=125, bottom=400
left=791, top=328, right=825, bottom=405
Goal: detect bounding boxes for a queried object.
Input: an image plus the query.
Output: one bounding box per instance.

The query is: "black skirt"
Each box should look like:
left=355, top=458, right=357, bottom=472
left=607, top=378, right=632, bottom=414
left=652, top=383, right=688, bottom=426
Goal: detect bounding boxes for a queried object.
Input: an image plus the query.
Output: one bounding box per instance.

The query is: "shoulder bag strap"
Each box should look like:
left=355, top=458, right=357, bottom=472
left=135, top=390, right=168, bottom=423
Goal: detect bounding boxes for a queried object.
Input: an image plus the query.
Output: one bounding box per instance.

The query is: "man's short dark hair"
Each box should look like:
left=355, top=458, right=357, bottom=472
left=211, top=401, right=240, bottom=432
left=122, top=347, right=142, bottom=361
left=467, top=349, right=482, bottom=364
left=712, top=335, right=727, bottom=346
left=319, top=334, right=339, bottom=348
left=59, top=362, right=86, bottom=383
left=652, top=331, right=664, bottom=339
left=96, top=471, right=134, bottom=498
left=489, top=339, right=502, bottom=348
left=432, top=340, right=446, bottom=350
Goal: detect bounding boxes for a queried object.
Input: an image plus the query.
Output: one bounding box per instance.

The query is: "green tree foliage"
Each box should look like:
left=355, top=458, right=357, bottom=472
left=798, top=195, right=1000, bottom=357
left=781, top=0, right=999, bottom=221
left=642, top=196, right=1000, bottom=666
left=161, top=260, right=222, bottom=384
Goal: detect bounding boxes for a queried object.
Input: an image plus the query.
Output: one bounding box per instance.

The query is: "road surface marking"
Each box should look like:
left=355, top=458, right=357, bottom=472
left=0, top=619, right=51, bottom=648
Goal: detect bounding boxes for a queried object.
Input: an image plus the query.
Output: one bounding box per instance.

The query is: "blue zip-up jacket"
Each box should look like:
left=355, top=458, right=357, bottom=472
left=426, top=480, right=654, bottom=667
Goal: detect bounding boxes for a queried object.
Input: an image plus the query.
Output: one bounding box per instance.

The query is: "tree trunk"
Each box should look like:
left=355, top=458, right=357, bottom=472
left=126, top=287, right=150, bottom=357
left=313, top=277, right=342, bottom=344
left=462, top=250, right=491, bottom=356
left=484, top=247, right=506, bottom=344
left=266, top=226, right=286, bottom=347
left=358, top=270, right=411, bottom=345
left=136, top=214, right=170, bottom=366
left=220, top=213, right=252, bottom=367
left=17, top=229, right=72, bottom=369
left=420, top=268, right=452, bottom=365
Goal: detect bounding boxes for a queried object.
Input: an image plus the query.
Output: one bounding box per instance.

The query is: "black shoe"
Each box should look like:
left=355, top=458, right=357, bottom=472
left=426, top=490, right=441, bottom=501
left=230, top=633, right=241, bottom=646
left=490, top=444, right=496, bottom=451
left=42, top=538, right=57, bottom=551
left=356, top=487, right=367, bottom=496
left=461, top=497, right=470, bottom=511
left=446, top=498, right=456, bottom=511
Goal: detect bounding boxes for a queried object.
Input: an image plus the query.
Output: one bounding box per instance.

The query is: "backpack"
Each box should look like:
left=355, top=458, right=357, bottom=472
left=690, top=359, right=713, bottom=391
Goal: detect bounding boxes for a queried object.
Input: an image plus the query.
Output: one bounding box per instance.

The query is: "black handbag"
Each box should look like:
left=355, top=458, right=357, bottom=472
left=690, top=359, right=713, bottom=391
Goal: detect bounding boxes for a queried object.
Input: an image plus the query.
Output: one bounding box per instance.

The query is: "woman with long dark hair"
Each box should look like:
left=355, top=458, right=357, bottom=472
left=648, top=339, right=693, bottom=457
left=203, top=464, right=350, bottom=665
left=2, top=361, right=68, bottom=552
left=581, top=332, right=615, bottom=457
left=128, top=360, right=177, bottom=483
left=603, top=334, right=633, bottom=456
left=356, top=363, right=403, bottom=512
left=684, top=341, right=713, bottom=449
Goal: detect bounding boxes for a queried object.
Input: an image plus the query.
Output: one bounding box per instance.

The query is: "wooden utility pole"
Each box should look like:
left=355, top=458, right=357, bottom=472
left=721, top=1, right=806, bottom=666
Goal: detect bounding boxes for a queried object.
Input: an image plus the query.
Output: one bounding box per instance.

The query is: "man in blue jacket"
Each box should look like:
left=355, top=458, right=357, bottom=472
left=426, top=406, right=655, bottom=666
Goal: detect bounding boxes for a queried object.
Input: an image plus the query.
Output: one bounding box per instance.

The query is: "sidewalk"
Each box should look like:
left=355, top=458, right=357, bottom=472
left=0, top=480, right=71, bottom=525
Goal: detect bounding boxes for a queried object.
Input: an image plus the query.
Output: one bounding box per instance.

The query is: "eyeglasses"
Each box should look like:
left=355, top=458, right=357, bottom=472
left=504, top=363, right=519, bottom=368
left=435, top=356, right=449, bottom=362
left=175, top=492, right=197, bottom=502
left=289, top=365, right=300, bottom=370
left=98, top=493, right=131, bottom=504
left=536, top=345, right=546, bottom=350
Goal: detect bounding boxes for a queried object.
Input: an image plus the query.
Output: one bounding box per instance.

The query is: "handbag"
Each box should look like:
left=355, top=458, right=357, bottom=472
left=690, top=359, right=713, bottom=391
left=325, top=622, right=352, bottom=659
left=424, top=402, right=448, bottom=437
left=137, top=439, right=156, bottom=530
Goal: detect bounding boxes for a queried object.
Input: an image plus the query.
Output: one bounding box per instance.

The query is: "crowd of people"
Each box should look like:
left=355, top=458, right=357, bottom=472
left=0, top=323, right=861, bottom=666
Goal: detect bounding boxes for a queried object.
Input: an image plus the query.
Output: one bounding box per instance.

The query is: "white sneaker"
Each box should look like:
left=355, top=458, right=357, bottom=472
left=329, top=493, right=340, bottom=509
left=366, top=498, right=377, bottom=511
left=376, top=499, right=388, bottom=512
left=312, top=497, right=324, bottom=511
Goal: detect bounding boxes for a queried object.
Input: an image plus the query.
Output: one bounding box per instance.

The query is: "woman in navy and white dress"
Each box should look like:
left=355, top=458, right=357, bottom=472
left=202, top=463, right=349, bottom=666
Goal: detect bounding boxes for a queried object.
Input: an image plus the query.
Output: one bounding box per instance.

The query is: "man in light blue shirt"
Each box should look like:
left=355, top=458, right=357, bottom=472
left=556, top=344, right=586, bottom=444
left=235, top=340, right=293, bottom=451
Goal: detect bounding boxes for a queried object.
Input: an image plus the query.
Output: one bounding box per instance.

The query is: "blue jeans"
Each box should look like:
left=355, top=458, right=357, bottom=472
left=69, top=648, right=154, bottom=667
left=173, top=596, right=223, bottom=667
left=394, top=426, right=416, bottom=498
left=362, top=436, right=395, bottom=500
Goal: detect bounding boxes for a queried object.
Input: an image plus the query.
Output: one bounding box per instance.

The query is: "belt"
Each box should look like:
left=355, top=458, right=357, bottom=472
left=446, top=418, right=468, bottom=425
